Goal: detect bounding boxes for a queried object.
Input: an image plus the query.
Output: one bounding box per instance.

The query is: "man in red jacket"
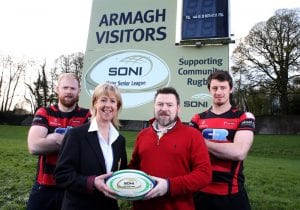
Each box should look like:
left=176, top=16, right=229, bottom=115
left=129, top=87, right=212, bottom=210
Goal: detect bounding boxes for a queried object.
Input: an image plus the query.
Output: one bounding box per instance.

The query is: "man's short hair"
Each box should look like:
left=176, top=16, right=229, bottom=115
left=58, top=73, right=80, bottom=88
left=154, top=87, right=180, bottom=105
left=207, top=70, right=233, bottom=90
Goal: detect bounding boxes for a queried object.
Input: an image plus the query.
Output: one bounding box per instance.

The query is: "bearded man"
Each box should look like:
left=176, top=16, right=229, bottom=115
left=129, top=87, right=212, bottom=210
left=26, top=73, right=91, bottom=210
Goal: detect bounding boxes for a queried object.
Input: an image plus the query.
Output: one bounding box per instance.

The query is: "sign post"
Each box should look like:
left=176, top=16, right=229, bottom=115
left=79, top=0, right=231, bottom=122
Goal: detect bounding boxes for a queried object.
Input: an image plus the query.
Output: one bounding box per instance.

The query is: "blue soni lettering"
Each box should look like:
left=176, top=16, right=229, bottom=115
left=183, top=101, right=208, bottom=108
left=109, top=67, right=143, bottom=76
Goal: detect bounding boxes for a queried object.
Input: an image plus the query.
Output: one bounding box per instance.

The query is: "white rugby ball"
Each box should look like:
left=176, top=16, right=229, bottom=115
left=106, top=169, right=156, bottom=200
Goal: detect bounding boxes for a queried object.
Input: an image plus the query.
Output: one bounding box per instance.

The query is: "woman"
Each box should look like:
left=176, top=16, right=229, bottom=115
left=55, top=83, right=127, bottom=210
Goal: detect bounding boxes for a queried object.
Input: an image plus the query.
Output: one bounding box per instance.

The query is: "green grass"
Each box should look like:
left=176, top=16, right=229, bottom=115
left=245, top=135, right=300, bottom=210
left=0, top=125, right=299, bottom=210
left=0, top=125, right=36, bottom=210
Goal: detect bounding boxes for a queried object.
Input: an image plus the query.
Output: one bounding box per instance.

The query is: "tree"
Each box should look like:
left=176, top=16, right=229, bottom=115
left=0, top=55, right=27, bottom=112
left=0, top=52, right=85, bottom=114
left=54, top=52, right=84, bottom=81
left=25, top=61, right=50, bottom=112
left=231, top=8, right=300, bottom=115
left=23, top=53, right=85, bottom=113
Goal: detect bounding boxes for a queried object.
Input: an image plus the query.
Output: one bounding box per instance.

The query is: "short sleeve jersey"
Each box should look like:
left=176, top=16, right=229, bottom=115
left=32, top=104, right=91, bottom=186
left=190, top=107, right=255, bottom=195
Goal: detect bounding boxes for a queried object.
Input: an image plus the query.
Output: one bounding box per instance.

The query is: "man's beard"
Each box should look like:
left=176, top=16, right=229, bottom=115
left=215, top=101, right=225, bottom=106
left=59, top=95, right=79, bottom=108
left=156, top=111, right=177, bottom=127
left=214, top=97, right=226, bottom=106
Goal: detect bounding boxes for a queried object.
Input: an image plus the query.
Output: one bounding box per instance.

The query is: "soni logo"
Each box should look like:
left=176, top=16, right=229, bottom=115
left=117, top=178, right=141, bottom=189
left=84, top=50, right=170, bottom=108
left=184, top=94, right=212, bottom=108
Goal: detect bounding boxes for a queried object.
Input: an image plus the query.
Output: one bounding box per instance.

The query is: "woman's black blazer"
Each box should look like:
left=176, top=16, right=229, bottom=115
left=55, top=122, right=128, bottom=210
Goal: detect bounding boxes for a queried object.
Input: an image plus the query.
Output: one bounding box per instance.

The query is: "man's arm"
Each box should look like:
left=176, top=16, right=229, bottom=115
left=27, top=125, right=64, bottom=155
left=205, top=130, right=254, bottom=161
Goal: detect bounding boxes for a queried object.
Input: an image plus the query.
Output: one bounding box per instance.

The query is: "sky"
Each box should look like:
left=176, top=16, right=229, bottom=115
left=0, top=0, right=299, bottom=63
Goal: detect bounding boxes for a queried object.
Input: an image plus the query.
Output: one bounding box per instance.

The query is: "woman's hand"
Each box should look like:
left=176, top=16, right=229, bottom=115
left=93, top=172, right=117, bottom=199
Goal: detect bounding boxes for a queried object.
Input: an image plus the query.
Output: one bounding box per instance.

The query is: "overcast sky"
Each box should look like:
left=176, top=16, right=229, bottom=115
left=0, top=0, right=299, bottom=63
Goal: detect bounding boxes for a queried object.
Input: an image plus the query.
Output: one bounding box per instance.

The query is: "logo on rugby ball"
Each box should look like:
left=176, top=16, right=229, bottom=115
left=84, top=50, right=170, bottom=108
left=106, top=169, right=156, bottom=200
left=117, top=178, right=142, bottom=189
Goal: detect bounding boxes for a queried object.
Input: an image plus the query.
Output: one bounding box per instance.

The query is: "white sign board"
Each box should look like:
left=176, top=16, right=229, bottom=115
left=79, top=0, right=229, bottom=122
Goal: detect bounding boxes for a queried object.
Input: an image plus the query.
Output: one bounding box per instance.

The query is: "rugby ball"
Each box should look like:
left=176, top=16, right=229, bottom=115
left=105, top=169, right=156, bottom=200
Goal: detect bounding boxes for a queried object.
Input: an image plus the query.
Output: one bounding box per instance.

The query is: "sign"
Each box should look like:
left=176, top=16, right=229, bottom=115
left=181, top=0, right=229, bottom=40
left=79, top=0, right=229, bottom=122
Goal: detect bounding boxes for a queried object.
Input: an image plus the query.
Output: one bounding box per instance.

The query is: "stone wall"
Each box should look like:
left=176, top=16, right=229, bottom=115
left=121, top=116, right=300, bottom=135
left=11, top=114, right=300, bottom=135
left=255, top=115, right=300, bottom=134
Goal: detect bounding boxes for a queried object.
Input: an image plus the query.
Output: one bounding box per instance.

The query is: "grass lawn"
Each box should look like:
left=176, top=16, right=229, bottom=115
left=0, top=125, right=299, bottom=209
left=245, top=135, right=300, bottom=210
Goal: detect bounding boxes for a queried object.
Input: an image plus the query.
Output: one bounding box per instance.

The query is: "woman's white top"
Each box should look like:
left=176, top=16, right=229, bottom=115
left=88, top=118, right=119, bottom=173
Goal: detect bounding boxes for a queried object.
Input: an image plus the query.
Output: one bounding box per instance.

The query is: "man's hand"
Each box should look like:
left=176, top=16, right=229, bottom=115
left=144, top=176, right=168, bottom=199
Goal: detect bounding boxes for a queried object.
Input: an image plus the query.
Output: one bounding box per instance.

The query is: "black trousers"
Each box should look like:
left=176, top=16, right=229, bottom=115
left=26, top=182, right=64, bottom=210
left=194, top=190, right=251, bottom=210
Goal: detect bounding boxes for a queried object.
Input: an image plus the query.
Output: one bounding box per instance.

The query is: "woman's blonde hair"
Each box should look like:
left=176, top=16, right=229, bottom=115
left=90, top=83, right=122, bottom=128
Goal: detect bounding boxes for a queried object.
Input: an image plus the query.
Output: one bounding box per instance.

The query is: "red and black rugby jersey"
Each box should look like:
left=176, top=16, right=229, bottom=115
left=32, top=104, right=91, bottom=186
left=190, top=107, right=255, bottom=195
